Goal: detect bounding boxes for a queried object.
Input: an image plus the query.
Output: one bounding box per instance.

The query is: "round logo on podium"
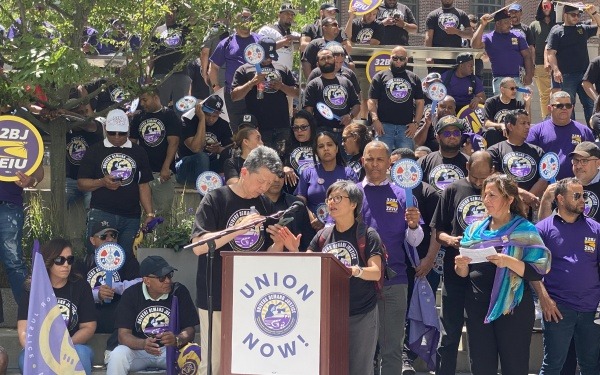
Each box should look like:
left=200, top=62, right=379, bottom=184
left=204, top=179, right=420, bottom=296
left=254, top=293, right=298, bottom=337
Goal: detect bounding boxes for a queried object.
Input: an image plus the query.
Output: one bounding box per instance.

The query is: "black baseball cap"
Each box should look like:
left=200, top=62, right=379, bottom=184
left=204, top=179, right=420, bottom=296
left=320, top=3, right=339, bottom=12
left=91, top=221, right=118, bottom=237
left=259, top=37, right=279, bottom=61
left=140, top=255, right=177, bottom=277
left=202, top=94, right=224, bottom=114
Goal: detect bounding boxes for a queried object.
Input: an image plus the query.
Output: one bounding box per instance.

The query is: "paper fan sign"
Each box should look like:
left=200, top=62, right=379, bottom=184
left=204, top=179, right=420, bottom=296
left=349, top=0, right=383, bottom=15
left=95, top=242, right=126, bottom=303
left=539, top=152, right=560, bottom=183
left=316, top=203, right=329, bottom=224
left=244, top=43, right=265, bottom=74
left=457, top=104, right=485, bottom=134
left=196, top=171, right=223, bottom=196
left=428, top=82, right=447, bottom=120
left=390, top=159, right=422, bottom=207
left=175, top=96, right=198, bottom=113
left=0, top=116, right=44, bottom=182
left=316, top=102, right=341, bottom=121
left=129, top=98, right=139, bottom=113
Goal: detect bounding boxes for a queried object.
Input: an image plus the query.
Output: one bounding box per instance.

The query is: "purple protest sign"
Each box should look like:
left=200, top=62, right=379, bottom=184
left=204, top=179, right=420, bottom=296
left=0, top=115, right=44, bottom=181
left=366, top=51, right=391, bottom=83
left=167, top=295, right=179, bottom=375
left=349, top=0, right=383, bottom=15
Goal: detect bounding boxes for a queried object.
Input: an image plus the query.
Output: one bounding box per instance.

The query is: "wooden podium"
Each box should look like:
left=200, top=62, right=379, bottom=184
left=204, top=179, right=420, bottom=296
left=221, top=252, right=350, bottom=375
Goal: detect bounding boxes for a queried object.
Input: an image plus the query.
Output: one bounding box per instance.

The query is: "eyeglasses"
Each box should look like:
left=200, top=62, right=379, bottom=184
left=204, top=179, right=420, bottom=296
left=326, top=195, right=349, bottom=204
left=342, top=134, right=356, bottom=142
left=146, top=271, right=174, bottom=282
left=571, top=158, right=599, bottom=166
left=323, top=23, right=339, bottom=27
left=551, top=103, right=573, bottom=110
left=441, top=129, right=461, bottom=138
left=291, top=125, right=310, bottom=132
left=572, top=192, right=584, bottom=200
left=107, top=131, right=127, bottom=136
left=503, top=86, right=517, bottom=91
left=97, top=232, right=118, bottom=240
left=567, top=12, right=581, bottom=17
left=54, top=255, right=75, bottom=266
left=391, top=55, right=407, bottom=62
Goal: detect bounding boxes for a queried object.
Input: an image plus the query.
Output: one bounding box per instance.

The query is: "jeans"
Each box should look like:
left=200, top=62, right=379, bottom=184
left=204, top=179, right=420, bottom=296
left=106, top=345, right=166, bottom=375
left=66, top=177, right=91, bottom=210
left=551, top=71, right=594, bottom=124
left=377, top=122, right=415, bottom=151
left=0, top=202, right=27, bottom=305
left=20, top=344, right=94, bottom=374
left=176, top=152, right=210, bottom=186
left=377, top=284, right=408, bottom=375
left=153, top=73, right=192, bottom=118
left=85, top=209, right=140, bottom=258
left=540, top=303, right=600, bottom=375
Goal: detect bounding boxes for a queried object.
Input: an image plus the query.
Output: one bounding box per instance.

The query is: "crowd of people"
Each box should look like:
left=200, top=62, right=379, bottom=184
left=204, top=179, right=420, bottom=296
left=2, top=0, right=600, bottom=374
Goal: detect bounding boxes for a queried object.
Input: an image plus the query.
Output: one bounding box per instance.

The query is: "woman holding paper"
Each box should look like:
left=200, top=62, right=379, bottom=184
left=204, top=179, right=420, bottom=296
left=455, top=174, right=551, bottom=375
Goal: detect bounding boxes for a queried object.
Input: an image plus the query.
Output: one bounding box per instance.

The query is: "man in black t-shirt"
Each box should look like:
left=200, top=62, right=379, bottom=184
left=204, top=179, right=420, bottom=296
left=78, top=109, right=155, bottom=261
left=483, top=77, right=529, bottom=147
left=232, top=37, right=299, bottom=149
left=431, top=151, right=494, bottom=375
left=300, top=3, right=346, bottom=53
left=424, top=0, right=472, bottom=74
left=107, top=255, right=199, bottom=374
left=302, top=17, right=352, bottom=77
left=376, top=0, right=417, bottom=46
left=345, top=8, right=384, bottom=45
left=582, top=56, right=600, bottom=107
left=130, top=88, right=181, bottom=218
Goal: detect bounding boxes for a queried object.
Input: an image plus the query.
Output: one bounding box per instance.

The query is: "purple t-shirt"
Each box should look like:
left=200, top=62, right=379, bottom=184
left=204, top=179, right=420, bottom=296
left=295, top=164, right=357, bottom=220
left=209, top=32, right=261, bottom=89
left=536, top=215, right=600, bottom=312
left=526, top=119, right=594, bottom=180
left=440, top=70, right=484, bottom=109
left=0, top=182, right=23, bottom=206
left=359, top=182, right=409, bottom=285
left=483, top=30, right=528, bottom=77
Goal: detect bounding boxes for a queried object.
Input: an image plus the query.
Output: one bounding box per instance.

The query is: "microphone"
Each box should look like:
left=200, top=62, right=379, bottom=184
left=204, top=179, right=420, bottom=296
left=269, top=201, right=306, bottom=220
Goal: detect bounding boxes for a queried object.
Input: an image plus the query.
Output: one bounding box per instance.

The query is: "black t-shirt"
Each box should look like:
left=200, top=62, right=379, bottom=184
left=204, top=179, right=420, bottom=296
left=301, top=21, right=346, bottom=42
left=282, top=143, right=314, bottom=175
left=304, top=75, right=360, bottom=129
left=583, top=181, right=600, bottom=222
left=179, top=115, right=233, bottom=161
left=223, top=156, right=245, bottom=182
left=191, top=186, right=276, bottom=310
left=369, top=69, right=424, bottom=124
left=418, top=151, right=468, bottom=192
left=151, top=23, right=191, bottom=75
left=351, top=19, right=384, bottom=44
left=431, top=178, right=484, bottom=284
left=487, top=141, right=544, bottom=191
left=18, top=277, right=96, bottom=337
left=347, top=154, right=364, bottom=181
left=114, top=282, right=199, bottom=340
left=512, top=23, right=534, bottom=47
left=412, top=181, right=440, bottom=259
left=546, top=24, right=598, bottom=74
left=66, top=127, right=103, bottom=180
left=272, top=193, right=313, bottom=251
left=583, top=56, right=600, bottom=95
left=483, top=96, right=525, bottom=147
left=130, top=108, right=182, bottom=172
left=77, top=142, right=154, bottom=217
left=308, top=223, right=383, bottom=315
left=231, top=62, right=296, bottom=130
left=426, top=7, right=471, bottom=48
left=84, top=79, right=124, bottom=112
left=302, top=37, right=350, bottom=71
left=307, top=66, right=361, bottom=96
left=376, top=3, right=416, bottom=45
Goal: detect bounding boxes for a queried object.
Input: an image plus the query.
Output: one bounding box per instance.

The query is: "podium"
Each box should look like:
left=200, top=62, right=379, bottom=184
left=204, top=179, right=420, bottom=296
left=221, top=252, right=351, bottom=375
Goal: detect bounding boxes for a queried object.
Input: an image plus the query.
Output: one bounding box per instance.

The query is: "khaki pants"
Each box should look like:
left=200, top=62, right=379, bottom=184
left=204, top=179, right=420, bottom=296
left=534, top=65, right=552, bottom=119
left=199, top=308, right=222, bottom=375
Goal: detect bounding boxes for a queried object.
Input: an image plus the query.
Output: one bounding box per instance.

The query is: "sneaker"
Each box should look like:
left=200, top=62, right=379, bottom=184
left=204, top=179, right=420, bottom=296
left=402, top=358, right=416, bottom=375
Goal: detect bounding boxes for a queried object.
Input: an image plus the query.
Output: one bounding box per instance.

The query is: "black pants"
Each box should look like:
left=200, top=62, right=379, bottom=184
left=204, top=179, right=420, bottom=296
left=465, top=287, right=535, bottom=375
left=436, top=280, right=468, bottom=375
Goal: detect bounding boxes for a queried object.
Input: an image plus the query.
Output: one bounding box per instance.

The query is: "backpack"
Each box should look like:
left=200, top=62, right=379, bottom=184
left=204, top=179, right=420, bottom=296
left=317, top=221, right=393, bottom=295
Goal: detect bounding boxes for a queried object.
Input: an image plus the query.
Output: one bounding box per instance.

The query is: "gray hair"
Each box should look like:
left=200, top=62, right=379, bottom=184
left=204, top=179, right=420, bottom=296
left=324, top=43, right=345, bottom=55
left=326, top=180, right=363, bottom=219
left=500, top=77, right=516, bottom=87
left=364, top=140, right=390, bottom=158
left=243, top=146, right=283, bottom=176
left=550, top=91, right=571, bottom=104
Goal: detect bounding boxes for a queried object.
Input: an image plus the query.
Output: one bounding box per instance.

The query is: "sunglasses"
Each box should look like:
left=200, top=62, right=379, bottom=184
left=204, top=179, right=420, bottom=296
left=107, top=131, right=127, bottom=136
left=323, top=23, right=339, bottom=27
left=97, top=232, right=118, bottom=240
left=572, top=192, right=584, bottom=200
left=567, top=12, right=581, bottom=17
left=551, top=103, right=573, bottom=110
left=503, top=86, right=517, bottom=91
left=391, top=55, right=407, bottom=62
left=54, top=255, right=75, bottom=266
left=441, top=129, right=461, bottom=138
left=147, top=271, right=174, bottom=282
left=292, top=125, right=310, bottom=132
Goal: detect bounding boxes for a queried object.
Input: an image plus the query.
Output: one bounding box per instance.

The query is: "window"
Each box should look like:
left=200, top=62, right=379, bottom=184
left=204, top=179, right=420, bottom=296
left=471, top=0, right=503, bottom=16
left=403, top=0, right=419, bottom=28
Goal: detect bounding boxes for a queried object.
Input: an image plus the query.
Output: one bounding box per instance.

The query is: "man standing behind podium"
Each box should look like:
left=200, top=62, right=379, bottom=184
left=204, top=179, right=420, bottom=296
left=190, top=146, right=300, bottom=375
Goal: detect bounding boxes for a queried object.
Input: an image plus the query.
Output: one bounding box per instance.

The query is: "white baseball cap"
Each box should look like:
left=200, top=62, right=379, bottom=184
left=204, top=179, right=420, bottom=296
left=105, top=109, right=129, bottom=132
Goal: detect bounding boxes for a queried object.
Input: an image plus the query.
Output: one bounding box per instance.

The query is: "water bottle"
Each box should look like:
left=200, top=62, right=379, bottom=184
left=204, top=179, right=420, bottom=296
left=249, top=206, right=259, bottom=215
left=257, top=82, right=265, bottom=100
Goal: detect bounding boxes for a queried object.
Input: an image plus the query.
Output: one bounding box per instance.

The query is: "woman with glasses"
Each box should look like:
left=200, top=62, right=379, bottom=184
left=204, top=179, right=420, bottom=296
left=455, top=174, right=550, bottom=375
left=281, top=110, right=317, bottom=190
left=296, top=131, right=357, bottom=231
left=224, top=125, right=263, bottom=185
left=342, top=122, right=372, bottom=181
left=17, top=238, right=96, bottom=374
left=306, top=181, right=383, bottom=375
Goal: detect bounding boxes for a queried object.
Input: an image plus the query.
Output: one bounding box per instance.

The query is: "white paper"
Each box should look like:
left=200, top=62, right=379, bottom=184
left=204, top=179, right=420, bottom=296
left=459, top=246, right=497, bottom=264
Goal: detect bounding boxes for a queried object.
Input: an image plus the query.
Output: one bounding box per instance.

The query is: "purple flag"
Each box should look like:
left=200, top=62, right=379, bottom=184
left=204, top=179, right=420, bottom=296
left=167, top=295, right=179, bottom=375
left=23, top=252, right=85, bottom=374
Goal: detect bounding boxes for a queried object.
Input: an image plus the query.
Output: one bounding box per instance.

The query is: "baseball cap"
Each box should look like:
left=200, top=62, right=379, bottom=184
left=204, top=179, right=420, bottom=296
left=456, top=52, right=473, bottom=65
left=140, top=255, right=177, bottom=277
left=202, top=94, right=224, bottom=114
left=569, top=141, right=600, bottom=159
left=239, top=113, right=259, bottom=129
left=279, top=3, right=296, bottom=15
left=508, top=4, right=522, bottom=11
left=435, top=115, right=465, bottom=134
left=91, top=221, right=118, bottom=237
left=105, top=109, right=129, bottom=132
left=259, top=37, right=279, bottom=61
left=461, top=132, right=487, bottom=152
left=424, top=72, right=442, bottom=83
left=320, top=3, right=339, bottom=12
left=563, top=4, right=582, bottom=13
left=494, top=10, right=511, bottom=21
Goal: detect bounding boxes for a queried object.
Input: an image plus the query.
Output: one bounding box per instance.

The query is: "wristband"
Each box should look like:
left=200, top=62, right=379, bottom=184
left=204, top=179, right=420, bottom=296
left=147, top=213, right=156, bottom=218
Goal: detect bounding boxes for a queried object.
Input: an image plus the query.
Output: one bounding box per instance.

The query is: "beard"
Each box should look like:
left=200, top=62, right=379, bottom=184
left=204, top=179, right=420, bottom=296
left=390, top=65, right=406, bottom=75
left=280, top=21, right=292, bottom=29
left=320, top=63, right=335, bottom=73
left=439, top=140, right=461, bottom=153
